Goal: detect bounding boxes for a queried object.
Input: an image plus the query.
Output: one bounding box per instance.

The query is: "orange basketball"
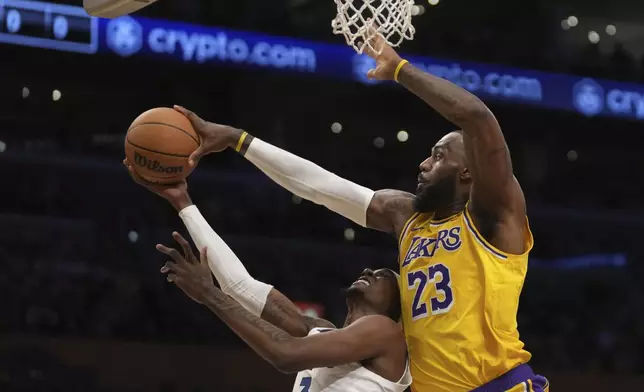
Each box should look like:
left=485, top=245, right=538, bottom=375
left=124, top=107, right=200, bottom=184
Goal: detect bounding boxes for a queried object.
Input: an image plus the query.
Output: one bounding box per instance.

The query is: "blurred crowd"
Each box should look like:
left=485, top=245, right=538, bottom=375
left=1, top=155, right=643, bottom=380
left=1, top=1, right=644, bottom=390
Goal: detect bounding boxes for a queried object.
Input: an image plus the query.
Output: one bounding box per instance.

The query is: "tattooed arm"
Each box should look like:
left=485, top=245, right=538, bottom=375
left=160, top=244, right=401, bottom=374
left=202, top=288, right=400, bottom=373
left=396, top=64, right=527, bottom=252
left=362, top=31, right=527, bottom=251
left=158, top=229, right=332, bottom=338
left=261, top=289, right=335, bottom=337
left=366, top=189, right=416, bottom=237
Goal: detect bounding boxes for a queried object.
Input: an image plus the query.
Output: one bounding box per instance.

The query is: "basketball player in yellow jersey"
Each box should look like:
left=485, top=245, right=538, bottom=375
left=172, top=35, right=548, bottom=392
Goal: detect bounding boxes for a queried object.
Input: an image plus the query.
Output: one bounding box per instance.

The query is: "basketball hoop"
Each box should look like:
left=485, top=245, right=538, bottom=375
left=332, top=0, right=416, bottom=54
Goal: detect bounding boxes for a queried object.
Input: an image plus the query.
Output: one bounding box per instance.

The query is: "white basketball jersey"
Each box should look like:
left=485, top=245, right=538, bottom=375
left=291, top=328, right=412, bottom=392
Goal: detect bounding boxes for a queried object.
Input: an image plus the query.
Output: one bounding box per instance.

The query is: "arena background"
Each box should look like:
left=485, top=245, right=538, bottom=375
left=1, top=0, right=643, bottom=390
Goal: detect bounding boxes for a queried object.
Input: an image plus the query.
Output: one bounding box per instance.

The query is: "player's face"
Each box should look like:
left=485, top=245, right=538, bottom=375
left=347, top=268, right=400, bottom=316
left=415, top=132, right=466, bottom=213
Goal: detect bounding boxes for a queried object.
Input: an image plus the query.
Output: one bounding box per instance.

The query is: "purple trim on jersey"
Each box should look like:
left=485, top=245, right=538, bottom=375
left=529, top=374, right=550, bottom=391
left=462, top=210, right=508, bottom=260
left=398, top=213, right=420, bottom=247
left=471, top=364, right=534, bottom=392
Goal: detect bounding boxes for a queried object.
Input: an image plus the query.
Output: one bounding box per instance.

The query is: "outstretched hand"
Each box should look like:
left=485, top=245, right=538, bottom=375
left=173, top=106, right=244, bottom=167
left=362, top=24, right=404, bottom=81
left=123, top=159, right=191, bottom=211
left=157, top=232, right=215, bottom=305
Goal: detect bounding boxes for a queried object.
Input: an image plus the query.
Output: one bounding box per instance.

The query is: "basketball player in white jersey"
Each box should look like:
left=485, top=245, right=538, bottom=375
left=123, top=161, right=411, bottom=392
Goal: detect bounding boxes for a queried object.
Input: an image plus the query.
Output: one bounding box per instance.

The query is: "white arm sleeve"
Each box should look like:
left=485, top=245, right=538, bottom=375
left=178, top=205, right=273, bottom=316
left=244, top=138, right=375, bottom=227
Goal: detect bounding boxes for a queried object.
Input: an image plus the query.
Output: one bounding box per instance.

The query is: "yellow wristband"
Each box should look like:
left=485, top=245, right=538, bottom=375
left=393, top=59, right=409, bottom=83
left=235, top=131, right=248, bottom=152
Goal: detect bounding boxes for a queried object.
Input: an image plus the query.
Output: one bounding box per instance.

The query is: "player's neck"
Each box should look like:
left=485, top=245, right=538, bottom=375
left=432, top=199, right=467, bottom=220
left=344, top=302, right=379, bottom=327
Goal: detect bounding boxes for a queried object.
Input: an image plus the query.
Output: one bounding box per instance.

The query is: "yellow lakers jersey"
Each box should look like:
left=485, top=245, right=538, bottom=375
left=398, top=206, right=533, bottom=392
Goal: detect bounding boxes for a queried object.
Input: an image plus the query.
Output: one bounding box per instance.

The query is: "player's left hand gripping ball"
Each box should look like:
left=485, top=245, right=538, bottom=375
left=123, top=158, right=189, bottom=207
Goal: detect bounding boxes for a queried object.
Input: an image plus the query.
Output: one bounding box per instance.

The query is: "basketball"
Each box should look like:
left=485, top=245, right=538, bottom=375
left=124, top=107, right=200, bottom=184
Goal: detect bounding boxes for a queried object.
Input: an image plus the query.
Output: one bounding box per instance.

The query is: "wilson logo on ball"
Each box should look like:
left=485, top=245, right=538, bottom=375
left=134, top=151, right=183, bottom=174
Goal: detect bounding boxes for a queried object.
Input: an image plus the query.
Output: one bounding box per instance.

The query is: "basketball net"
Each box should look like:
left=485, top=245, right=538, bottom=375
left=332, top=0, right=416, bottom=54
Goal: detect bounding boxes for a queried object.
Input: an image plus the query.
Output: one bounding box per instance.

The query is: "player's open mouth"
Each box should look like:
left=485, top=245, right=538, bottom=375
left=353, top=278, right=370, bottom=286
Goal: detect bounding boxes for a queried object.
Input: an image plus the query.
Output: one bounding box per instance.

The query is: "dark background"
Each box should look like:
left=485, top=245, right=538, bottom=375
left=0, top=0, right=643, bottom=390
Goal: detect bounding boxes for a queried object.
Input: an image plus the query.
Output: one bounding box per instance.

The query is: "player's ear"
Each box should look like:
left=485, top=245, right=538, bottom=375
left=460, top=167, right=471, bottom=182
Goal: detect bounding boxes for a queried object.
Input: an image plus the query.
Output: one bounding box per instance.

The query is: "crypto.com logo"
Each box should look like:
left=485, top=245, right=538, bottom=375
left=106, top=16, right=143, bottom=57
left=572, top=78, right=604, bottom=117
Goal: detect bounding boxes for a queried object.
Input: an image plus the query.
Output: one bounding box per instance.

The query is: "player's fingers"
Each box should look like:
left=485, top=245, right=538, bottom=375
left=155, top=244, right=173, bottom=256
left=365, top=38, right=383, bottom=59
left=173, top=105, right=191, bottom=117
left=172, top=232, right=197, bottom=263
left=172, top=231, right=189, bottom=248
left=174, top=105, right=205, bottom=129
left=363, top=42, right=376, bottom=58
left=368, top=37, right=383, bottom=55
left=122, top=161, right=139, bottom=183
left=122, top=159, right=145, bottom=184
left=161, top=260, right=177, bottom=274
left=166, top=273, right=176, bottom=283
left=123, top=163, right=138, bottom=181
left=365, top=17, right=376, bottom=29
left=365, top=19, right=381, bottom=42
left=156, top=244, right=185, bottom=263
left=188, top=147, right=205, bottom=167
left=365, top=21, right=385, bottom=50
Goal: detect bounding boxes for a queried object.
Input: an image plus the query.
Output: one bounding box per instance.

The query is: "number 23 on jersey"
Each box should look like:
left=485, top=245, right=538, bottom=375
left=407, top=263, right=454, bottom=320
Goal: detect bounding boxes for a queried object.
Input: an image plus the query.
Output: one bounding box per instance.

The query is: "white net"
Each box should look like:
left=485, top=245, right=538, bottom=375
left=332, top=0, right=416, bottom=54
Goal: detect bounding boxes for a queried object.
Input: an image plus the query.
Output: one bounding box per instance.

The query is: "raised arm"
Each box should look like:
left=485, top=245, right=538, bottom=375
left=201, top=288, right=401, bottom=372
left=165, top=254, right=401, bottom=373
left=362, top=34, right=526, bottom=249
left=173, top=106, right=416, bottom=236
left=210, top=292, right=400, bottom=373
left=218, top=309, right=401, bottom=373
left=122, top=159, right=333, bottom=337
left=161, top=243, right=403, bottom=373
left=176, top=207, right=334, bottom=337
left=395, top=64, right=525, bottom=218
